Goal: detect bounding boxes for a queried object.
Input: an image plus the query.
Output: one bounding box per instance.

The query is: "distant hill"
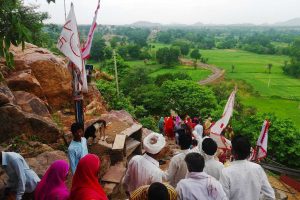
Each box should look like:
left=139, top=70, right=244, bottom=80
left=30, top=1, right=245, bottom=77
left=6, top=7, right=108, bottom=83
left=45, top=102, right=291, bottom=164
left=127, top=18, right=300, bottom=27
left=130, top=21, right=162, bottom=27
left=273, top=18, right=300, bottom=26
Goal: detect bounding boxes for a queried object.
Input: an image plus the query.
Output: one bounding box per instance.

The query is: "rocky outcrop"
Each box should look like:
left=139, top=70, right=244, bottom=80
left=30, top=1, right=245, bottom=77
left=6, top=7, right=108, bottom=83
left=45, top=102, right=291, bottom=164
left=6, top=69, right=45, bottom=100
left=26, top=150, right=68, bottom=177
left=9, top=43, right=72, bottom=110
left=0, top=84, right=15, bottom=105
left=0, top=84, right=60, bottom=143
left=84, top=84, right=107, bottom=116
left=13, top=91, right=51, bottom=118
left=0, top=104, right=60, bottom=143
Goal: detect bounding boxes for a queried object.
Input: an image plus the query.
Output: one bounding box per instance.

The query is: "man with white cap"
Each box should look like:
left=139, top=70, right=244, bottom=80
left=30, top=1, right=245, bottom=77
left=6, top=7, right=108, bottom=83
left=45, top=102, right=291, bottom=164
left=123, top=132, right=166, bottom=194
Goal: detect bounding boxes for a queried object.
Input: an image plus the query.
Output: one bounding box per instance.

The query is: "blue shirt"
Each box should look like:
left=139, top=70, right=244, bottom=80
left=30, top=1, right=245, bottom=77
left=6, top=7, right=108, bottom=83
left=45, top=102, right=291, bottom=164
left=1, top=152, right=40, bottom=200
left=68, top=137, right=88, bottom=174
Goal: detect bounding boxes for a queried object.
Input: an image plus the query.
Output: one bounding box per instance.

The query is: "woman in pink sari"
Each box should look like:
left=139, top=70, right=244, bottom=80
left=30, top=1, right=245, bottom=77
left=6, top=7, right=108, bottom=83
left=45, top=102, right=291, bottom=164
left=69, top=154, right=108, bottom=200
left=35, top=160, right=70, bottom=200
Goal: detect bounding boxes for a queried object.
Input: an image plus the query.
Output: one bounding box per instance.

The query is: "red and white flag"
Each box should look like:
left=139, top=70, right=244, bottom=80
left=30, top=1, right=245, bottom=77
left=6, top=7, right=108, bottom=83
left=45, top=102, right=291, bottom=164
left=255, top=120, right=270, bottom=160
left=81, top=0, right=100, bottom=59
left=211, top=89, right=237, bottom=135
left=57, top=3, right=82, bottom=71
left=210, top=88, right=237, bottom=149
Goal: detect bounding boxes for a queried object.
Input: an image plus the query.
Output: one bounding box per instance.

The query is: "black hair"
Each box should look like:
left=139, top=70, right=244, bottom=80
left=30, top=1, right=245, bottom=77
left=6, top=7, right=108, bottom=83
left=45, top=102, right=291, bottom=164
left=185, top=152, right=205, bottom=172
left=71, top=122, right=84, bottom=135
left=192, top=139, right=198, bottom=146
left=148, top=182, right=169, bottom=200
left=202, top=138, right=218, bottom=156
left=178, top=129, right=192, bottom=150
left=231, top=135, right=251, bottom=160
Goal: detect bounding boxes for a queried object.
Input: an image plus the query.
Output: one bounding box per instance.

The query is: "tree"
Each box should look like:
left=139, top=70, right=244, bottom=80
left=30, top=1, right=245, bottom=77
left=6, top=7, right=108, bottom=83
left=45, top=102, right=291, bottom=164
left=90, top=36, right=106, bottom=61
left=172, top=39, right=190, bottom=57
left=130, top=84, right=165, bottom=116
left=231, top=65, right=235, bottom=73
left=154, top=72, right=192, bottom=86
left=190, top=49, right=201, bottom=69
left=0, top=0, right=48, bottom=68
left=283, top=38, right=300, bottom=78
left=120, top=67, right=151, bottom=94
left=161, top=80, right=217, bottom=117
left=156, top=47, right=180, bottom=67
left=267, top=63, right=272, bottom=74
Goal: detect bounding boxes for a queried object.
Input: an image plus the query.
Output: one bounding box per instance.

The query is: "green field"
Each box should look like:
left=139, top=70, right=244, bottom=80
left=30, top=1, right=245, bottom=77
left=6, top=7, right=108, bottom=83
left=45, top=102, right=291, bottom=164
left=125, top=60, right=211, bottom=81
left=200, top=49, right=300, bottom=129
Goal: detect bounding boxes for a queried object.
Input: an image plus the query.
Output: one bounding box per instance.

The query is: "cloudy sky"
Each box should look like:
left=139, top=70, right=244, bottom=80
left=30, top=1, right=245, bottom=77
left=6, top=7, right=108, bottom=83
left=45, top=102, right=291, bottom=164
left=24, top=0, right=300, bottom=25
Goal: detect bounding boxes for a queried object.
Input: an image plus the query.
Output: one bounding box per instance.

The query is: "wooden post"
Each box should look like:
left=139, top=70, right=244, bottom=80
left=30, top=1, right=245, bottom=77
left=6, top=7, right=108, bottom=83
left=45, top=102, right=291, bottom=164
left=113, top=49, right=119, bottom=97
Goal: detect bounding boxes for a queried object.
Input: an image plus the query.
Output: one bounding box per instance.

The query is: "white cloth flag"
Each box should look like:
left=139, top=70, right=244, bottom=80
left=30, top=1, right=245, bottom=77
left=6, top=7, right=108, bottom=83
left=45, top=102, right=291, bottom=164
left=57, top=3, right=82, bottom=72
left=57, top=3, right=89, bottom=93
left=211, top=89, right=237, bottom=135
left=210, top=89, right=236, bottom=149
left=81, top=0, right=100, bottom=59
left=256, top=120, right=270, bottom=159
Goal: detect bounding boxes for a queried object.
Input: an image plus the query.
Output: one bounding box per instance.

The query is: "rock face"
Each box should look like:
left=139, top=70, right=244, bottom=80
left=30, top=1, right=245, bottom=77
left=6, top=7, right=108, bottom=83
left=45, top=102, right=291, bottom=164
left=13, top=91, right=51, bottom=118
left=0, top=104, right=60, bottom=143
left=0, top=83, right=15, bottom=105
left=6, top=69, right=45, bottom=100
left=9, top=43, right=72, bottom=110
left=26, top=150, right=68, bottom=177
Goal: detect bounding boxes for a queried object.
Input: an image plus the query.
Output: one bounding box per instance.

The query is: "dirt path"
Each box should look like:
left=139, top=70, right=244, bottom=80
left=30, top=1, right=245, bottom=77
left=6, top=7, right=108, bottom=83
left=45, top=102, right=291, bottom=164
left=180, top=58, right=225, bottom=85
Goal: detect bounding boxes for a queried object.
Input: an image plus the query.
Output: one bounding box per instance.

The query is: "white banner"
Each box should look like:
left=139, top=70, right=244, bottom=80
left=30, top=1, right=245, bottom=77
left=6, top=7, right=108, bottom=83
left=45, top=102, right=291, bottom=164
left=57, top=3, right=82, bottom=71
left=210, top=89, right=237, bottom=135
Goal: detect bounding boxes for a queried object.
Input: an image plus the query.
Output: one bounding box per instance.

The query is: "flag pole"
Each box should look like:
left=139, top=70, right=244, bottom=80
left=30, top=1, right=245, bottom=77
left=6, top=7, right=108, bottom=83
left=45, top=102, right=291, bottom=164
left=64, top=0, right=67, bottom=20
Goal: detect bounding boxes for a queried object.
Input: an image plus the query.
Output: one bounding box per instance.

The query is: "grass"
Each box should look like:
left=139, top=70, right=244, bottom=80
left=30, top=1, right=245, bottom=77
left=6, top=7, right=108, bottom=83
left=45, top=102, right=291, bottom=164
left=125, top=60, right=211, bottom=81
left=149, top=65, right=211, bottom=81
left=200, top=49, right=300, bottom=129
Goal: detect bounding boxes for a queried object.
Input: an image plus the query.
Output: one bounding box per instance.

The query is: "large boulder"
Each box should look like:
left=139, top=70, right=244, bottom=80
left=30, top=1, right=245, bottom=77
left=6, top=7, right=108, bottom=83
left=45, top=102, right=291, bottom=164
left=0, top=104, right=60, bottom=143
left=84, top=84, right=107, bottom=116
left=9, top=43, right=72, bottom=110
left=13, top=91, right=51, bottom=118
left=26, top=150, right=68, bottom=177
left=6, top=69, right=45, bottom=100
left=0, top=83, right=15, bottom=105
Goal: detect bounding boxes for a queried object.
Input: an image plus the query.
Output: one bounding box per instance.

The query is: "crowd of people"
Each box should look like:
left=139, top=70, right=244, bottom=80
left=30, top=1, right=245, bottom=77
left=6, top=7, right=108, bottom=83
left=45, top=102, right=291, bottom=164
left=0, top=116, right=276, bottom=200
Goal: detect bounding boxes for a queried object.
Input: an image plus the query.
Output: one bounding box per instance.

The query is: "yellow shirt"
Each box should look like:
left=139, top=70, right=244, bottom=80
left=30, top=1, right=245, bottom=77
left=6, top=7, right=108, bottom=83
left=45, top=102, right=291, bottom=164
left=130, top=183, right=177, bottom=200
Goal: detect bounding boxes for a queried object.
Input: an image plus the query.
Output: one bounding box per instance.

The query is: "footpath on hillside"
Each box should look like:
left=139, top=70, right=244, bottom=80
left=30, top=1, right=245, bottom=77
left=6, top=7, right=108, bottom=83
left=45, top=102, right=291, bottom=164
left=180, top=58, right=225, bottom=85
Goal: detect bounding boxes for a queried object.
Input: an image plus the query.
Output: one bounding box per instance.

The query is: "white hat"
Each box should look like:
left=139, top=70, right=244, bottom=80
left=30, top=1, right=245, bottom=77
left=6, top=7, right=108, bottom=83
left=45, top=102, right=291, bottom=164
left=143, top=132, right=166, bottom=154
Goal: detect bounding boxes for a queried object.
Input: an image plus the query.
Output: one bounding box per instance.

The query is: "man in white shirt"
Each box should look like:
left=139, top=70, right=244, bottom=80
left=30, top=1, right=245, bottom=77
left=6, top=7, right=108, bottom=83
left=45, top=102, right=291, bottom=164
left=68, top=122, right=88, bottom=174
left=166, top=128, right=192, bottom=187
left=219, top=135, right=275, bottom=200
left=202, top=137, right=224, bottom=180
left=176, top=153, right=227, bottom=200
left=194, top=118, right=203, bottom=139
left=0, top=152, right=40, bottom=200
left=123, top=132, right=166, bottom=193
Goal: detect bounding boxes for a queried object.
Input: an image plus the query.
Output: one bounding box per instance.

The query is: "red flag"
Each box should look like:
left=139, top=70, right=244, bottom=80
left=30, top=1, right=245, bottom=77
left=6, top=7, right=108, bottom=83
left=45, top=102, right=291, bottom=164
left=210, top=88, right=237, bottom=149
left=81, top=0, right=100, bottom=59
left=256, top=120, right=270, bottom=160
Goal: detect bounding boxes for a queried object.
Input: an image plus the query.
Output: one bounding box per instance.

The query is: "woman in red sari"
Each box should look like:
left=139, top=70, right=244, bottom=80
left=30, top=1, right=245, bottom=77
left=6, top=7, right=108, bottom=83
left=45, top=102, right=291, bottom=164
left=164, top=116, right=175, bottom=139
left=69, top=154, right=108, bottom=200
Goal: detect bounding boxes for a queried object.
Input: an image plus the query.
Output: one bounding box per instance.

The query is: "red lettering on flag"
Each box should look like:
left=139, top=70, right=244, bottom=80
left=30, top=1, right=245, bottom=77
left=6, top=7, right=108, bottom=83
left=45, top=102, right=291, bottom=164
left=220, top=123, right=224, bottom=129
left=63, top=20, right=72, bottom=31
left=58, top=37, right=67, bottom=48
left=70, top=33, right=80, bottom=57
